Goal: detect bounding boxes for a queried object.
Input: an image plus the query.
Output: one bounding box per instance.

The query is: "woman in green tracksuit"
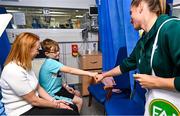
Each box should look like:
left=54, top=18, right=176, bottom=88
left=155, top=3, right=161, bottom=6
left=95, top=0, right=180, bottom=115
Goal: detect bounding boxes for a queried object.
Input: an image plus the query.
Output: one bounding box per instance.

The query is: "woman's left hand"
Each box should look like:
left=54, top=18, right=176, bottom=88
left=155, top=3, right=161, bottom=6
left=54, top=100, right=69, bottom=105
left=133, top=74, right=158, bottom=89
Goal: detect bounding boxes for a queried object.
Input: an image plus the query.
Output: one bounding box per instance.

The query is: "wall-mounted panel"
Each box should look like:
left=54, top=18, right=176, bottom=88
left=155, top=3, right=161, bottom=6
left=0, top=0, right=96, bottom=9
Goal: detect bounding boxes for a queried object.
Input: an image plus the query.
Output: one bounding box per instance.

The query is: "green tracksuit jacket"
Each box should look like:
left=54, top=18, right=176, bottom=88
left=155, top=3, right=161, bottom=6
left=120, top=14, right=180, bottom=92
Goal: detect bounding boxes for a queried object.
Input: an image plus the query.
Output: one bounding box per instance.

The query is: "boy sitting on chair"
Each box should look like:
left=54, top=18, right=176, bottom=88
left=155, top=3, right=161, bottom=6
left=39, top=39, right=97, bottom=113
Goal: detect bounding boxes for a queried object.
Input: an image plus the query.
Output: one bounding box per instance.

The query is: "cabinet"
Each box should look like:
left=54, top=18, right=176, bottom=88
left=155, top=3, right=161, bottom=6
left=79, top=52, right=102, bottom=96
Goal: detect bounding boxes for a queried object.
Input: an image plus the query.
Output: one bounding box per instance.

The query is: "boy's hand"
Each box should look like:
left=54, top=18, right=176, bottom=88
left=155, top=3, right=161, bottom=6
left=74, top=90, right=81, bottom=97
left=88, top=72, right=98, bottom=77
left=66, top=86, right=75, bottom=94
left=88, top=72, right=98, bottom=82
left=94, top=74, right=104, bottom=83
left=66, top=86, right=81, bottom=97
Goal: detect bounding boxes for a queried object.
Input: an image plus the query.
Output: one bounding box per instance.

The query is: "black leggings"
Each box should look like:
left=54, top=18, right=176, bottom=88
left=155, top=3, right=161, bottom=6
left=54, top=87, right=79, bottom=112
left=55, top=87, right=74, bottom=99
left=22, top=106, right=79, bottom=115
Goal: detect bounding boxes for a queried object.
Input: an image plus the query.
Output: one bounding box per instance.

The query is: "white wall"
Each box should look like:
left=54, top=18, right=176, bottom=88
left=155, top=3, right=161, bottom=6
left=6, top=29, right=98, bottom=43
left=0, top=0, right=96, bottom=9
left=173, top=0, right=180, bottom=9
left=173, top=0, right=180, bottom=5
left=173, top=8, right=180, bottom=18
left=173, top=0, right=180, bottom=16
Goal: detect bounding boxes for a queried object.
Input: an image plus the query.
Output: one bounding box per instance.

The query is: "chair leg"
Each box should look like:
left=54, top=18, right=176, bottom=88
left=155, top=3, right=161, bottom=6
left=88, top=93, right=92, bottom=107
left=106, top=89, right=112, bottom=100
left=104, top=109, right=106, bottom=115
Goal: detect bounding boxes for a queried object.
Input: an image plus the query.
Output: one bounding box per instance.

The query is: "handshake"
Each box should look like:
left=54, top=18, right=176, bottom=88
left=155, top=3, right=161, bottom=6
left=88, top=72, right=104, bottom=83
left=88, top=72, right=117, bottom=91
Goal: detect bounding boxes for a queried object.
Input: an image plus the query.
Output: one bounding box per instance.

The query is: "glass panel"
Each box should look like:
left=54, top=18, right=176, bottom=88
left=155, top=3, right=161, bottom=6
left=172, top=8, right=180, bottom=18
left=5, top=6, right=90, bottom=29
left=172, top=4, right=180, bottom=18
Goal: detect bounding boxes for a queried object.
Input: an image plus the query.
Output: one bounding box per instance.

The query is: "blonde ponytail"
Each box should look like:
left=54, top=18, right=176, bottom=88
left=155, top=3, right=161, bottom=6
left=159, top=0, right=166, bottom=14
left=131, top=0, right=167, bottom=16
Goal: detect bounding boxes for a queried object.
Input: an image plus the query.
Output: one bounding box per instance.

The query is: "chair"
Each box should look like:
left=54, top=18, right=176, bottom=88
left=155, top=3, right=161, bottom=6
left=88, top=47, right=131, bottom=106
left=0, top=88, right=6, bottom=115
left=102, top=48, right=146, bottom=115
left=104, top=81, right=146, bottom=115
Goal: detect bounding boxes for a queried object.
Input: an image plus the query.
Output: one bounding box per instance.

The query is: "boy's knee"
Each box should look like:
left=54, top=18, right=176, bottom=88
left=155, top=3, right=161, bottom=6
left=79, top=97, right=83, bottom=104
left=77, top=96, right=83, bottom=104
left=73, top=96, right=83, bottom=104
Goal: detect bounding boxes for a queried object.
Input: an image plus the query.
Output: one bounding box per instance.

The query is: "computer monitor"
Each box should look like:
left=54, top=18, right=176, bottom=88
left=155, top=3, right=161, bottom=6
left=89, top=6, right=98, bottom=16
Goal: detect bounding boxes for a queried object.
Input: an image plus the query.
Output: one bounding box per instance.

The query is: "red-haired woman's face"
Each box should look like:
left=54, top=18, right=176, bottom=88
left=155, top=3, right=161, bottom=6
left=30, top=41, right=40, bottom=59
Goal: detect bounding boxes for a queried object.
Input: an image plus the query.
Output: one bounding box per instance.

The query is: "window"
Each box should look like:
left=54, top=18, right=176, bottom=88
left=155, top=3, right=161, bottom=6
left=5, top=7, right=89, bottom=29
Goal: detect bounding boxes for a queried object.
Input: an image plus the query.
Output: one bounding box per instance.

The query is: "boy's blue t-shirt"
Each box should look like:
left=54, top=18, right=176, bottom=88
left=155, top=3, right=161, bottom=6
left=39, top=58, right=64, bottom=96
left=39, top=58, right=73, bottom=103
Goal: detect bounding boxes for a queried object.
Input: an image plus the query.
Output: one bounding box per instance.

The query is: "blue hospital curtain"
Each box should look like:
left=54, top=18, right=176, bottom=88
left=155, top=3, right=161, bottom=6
left=167, top=0, right=173, bottom=15
left=96, top=0, right=139, bottom=92
left=96, top=0, right=138, bottom=71
left=0, top=7, right=11, bottom=116
left=0, top=7, right=11, bottom=70
left=0, top=31, right=11, bottom=69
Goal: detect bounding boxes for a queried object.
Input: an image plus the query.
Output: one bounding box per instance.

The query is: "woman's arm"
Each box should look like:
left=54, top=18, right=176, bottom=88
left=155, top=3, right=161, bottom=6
left=164, top=23, right=180, bottom=92
left=102, top=66, right=122, bottom=78
left=37, top=84, right=54, bottom=101
left=95, top=66, right=122, bottom=82
left=60, top=65, right=97, bottom=77
left=21, top=88, right=72, bottom=110
left=22, top=90, right=58, bottom=108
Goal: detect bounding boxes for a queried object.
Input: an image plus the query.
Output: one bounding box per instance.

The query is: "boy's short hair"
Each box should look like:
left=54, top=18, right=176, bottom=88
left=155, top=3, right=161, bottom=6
left=41, top=39, right=59, bottom=52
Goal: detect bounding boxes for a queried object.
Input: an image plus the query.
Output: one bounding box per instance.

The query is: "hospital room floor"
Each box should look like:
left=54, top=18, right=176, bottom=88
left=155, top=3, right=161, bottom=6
left=73, top=84, right=104, bottom=115
left=81, top=96, right=104, bottom=115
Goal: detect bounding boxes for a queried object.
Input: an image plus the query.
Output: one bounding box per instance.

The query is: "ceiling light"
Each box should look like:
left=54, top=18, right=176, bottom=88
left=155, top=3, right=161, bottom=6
left=75, top=15, right=83, bottom=18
